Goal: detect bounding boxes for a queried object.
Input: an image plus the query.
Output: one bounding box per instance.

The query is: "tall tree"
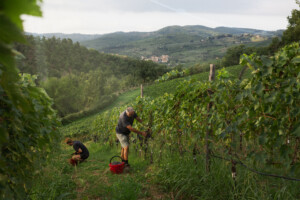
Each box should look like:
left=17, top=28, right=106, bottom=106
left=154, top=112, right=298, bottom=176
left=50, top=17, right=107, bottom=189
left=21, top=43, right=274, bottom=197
left=282, top=0, right=300, bottom=44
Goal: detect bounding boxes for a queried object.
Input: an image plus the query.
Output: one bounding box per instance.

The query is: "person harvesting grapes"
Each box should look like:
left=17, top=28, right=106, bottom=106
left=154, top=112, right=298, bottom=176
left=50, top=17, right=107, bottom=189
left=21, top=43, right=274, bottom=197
left=116, top=107, right=147, bottom=167
left=65, top=138, right=89, bottom=164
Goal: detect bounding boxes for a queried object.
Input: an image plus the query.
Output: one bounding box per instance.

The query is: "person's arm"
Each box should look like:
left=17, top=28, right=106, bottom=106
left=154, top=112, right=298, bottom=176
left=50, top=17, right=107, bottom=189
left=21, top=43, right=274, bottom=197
left=136, top=116, right=150, bottom=129
left=126, top=125, right=147, bottom=137
left=136, top=116, right=143, bottom=123
left=73, top=143, right=82, bottom=154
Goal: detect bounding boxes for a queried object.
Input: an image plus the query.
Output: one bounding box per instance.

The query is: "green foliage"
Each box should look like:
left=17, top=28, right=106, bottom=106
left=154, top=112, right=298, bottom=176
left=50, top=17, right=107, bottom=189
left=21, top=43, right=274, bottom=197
left=221, top=45, right=254, bottom=67
left=239, top=43, right=300, bottom=162
left=266, top=1, right=300, bottom=53
left=0, top=1, right=60, bottom=198
left=59, top=87, right=141, bottom=138
left=268, top=37, right=282, bottom=54
left=28, top=150, right=76, bottom=200
left=282, top=1, right=300, bottom=45
left=41, top=69, right=118, bottom=118
left=145, top=65, right=250, bottom=98
left=134, top=43, right=299, bottom=198
left=15, top=36, right=168, bottom=118
left=15, top=35, right=167, bottom=82
left=216, top=68, right=233, bottom=79
left=60, top=94, right=116, bottom=125
left=0, top=74, right=60, bottom=198
left=222, top=2, right=300, bottom=68
left=155, top=69, right=189, bottom=83
left=60, top=64, right=252, bottom=141
left=152, top=152, right=300, bottom=200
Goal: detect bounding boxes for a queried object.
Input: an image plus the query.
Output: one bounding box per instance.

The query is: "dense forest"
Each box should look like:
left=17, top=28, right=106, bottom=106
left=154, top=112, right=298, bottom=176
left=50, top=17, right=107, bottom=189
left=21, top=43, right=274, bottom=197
left=14, top=36, right=168, bottom=120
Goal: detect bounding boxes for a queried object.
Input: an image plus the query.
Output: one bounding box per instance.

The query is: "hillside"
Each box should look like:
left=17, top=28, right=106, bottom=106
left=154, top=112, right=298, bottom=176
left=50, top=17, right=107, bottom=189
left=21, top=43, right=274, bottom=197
left=80, top=25, right=281, bottom=66
left=52, top=44, right=300, bottom=200
left=60, top=64, right=251, bottom=137
left=15, top=35, right=168, bottom=118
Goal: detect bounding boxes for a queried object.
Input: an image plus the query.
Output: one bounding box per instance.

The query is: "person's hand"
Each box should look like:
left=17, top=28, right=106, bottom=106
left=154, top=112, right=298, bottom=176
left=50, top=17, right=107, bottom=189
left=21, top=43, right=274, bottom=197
left=141, top=131, right=147, bottom=137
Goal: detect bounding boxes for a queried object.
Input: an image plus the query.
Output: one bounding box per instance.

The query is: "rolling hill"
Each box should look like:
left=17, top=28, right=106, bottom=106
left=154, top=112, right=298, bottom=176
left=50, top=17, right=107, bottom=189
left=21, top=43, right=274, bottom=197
left=80, top=25, right=282, bottom=66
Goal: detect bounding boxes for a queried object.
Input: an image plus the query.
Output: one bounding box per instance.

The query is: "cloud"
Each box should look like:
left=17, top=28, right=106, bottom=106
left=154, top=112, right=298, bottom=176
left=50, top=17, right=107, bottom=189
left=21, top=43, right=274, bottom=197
left=149, top=0, right=185, bottom=12
left=41, top=0, right=298, bottom=15
left=23, top=0, right=299, bottom=34
left=148, top=0, right=298, bottom=16
left=23, top=10, right=289, bottom=34
left=41, top=0, right=165, bottom=13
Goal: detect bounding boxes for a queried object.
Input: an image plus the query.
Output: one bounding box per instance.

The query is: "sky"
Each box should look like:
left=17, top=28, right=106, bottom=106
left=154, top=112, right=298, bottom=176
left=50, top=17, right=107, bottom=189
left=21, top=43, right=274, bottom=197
left=23, top=0, right=299, bottom=34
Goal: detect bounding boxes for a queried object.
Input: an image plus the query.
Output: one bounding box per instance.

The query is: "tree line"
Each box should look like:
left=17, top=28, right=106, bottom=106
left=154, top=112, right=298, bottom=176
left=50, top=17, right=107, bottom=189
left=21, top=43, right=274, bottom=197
left=15, top=36, right=168, bottom=120
left=221, top=1, right=300, bottom=67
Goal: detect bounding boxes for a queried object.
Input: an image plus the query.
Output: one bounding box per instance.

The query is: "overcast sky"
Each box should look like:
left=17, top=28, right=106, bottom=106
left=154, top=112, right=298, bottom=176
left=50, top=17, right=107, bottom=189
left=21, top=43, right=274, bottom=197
left=23, top=0, right=299, bottom=34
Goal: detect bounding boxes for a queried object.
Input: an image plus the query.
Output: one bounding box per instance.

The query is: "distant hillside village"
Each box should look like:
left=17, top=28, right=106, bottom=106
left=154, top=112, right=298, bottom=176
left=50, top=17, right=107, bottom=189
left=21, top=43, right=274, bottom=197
left=141, top=55, right=169, bottom=63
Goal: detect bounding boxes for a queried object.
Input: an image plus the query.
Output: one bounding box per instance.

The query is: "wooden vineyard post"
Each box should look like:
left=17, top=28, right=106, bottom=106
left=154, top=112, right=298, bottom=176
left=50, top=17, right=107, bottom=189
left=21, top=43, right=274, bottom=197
left=238, top=67, right=245, bottom=154
left=209, top=64, right=215, bottom=82
left=230, top=135, right=237, bottom=189
left=144, top=111, right=153, bottom=162
left=141, top=84, right=144, bottom=98
left=149, top=112, right=154, bottom=164
left=240, top=133, right=243, bottom=152
left=193, top=143, right=197, bottom=164
left=205, top=64, right=215, bottom=173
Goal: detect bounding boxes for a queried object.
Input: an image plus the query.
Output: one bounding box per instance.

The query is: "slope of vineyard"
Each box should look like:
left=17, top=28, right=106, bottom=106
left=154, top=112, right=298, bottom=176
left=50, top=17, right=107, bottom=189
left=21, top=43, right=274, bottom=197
left=56, top=43, right=300, bottom=199
left=144, top=64, right=251, bottom=98
left=60, top=64, right=250, bottom=137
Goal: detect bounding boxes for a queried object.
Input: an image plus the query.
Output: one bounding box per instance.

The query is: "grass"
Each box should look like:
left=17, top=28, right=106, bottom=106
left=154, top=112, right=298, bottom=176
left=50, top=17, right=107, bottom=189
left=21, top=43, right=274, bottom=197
left=29, top=141, right=300, bottom=200
left=149, top=150, right=300, bottom=200
left=29, top=142, right=170, bottom=200
left=60, top=88, right=140, bottom=137
left=107, top=88, right=141, bottom=110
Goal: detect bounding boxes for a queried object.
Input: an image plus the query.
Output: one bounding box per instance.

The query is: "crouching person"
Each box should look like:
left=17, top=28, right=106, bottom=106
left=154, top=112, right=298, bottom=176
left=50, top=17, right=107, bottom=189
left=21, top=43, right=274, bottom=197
left=65, top=138, right=89, bottom=163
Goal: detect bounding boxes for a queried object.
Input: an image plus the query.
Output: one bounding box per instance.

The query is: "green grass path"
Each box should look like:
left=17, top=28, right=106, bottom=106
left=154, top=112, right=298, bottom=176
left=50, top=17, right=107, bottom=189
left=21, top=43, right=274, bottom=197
left=41, top=142, right=170, bottom=200
left=105, top=88, right=141, bottom=111
left=60, top=88, right=141, bottom=136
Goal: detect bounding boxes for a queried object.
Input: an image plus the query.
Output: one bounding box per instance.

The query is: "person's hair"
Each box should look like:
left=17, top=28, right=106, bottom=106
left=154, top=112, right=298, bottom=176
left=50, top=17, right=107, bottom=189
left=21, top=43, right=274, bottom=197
left=65, top=138, right=72, bottom=144
left=126, top=107, right=134, bottom=113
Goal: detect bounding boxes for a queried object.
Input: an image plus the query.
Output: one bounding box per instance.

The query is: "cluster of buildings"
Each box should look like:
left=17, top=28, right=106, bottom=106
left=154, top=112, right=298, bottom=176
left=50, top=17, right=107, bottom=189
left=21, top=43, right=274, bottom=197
left=141, top=55, right=169, bottom=63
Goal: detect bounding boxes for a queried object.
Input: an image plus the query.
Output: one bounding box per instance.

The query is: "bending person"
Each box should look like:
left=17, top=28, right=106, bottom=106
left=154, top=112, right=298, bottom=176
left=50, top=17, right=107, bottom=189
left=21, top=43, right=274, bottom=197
left=65, top=138, right=89, bottom=162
